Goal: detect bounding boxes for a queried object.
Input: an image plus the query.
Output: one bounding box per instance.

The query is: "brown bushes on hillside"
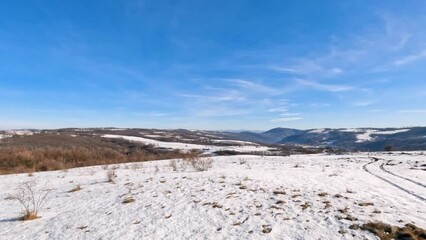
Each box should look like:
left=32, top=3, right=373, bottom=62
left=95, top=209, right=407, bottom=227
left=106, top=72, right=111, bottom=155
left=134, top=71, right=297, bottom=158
left=0, top=134, right=199, bottom=174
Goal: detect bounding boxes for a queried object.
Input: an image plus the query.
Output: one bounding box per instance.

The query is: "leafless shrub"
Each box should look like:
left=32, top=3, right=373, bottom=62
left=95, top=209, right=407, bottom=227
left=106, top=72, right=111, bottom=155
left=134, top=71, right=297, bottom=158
left=106, top=169, right=117, bottom=183
left=131, top=163, right=143, bottom=170
left=239, top=158, right=247, bottom=165
left=346, top=186, right=354, bottom=193
left=189, top=157, right=213, bottom=171
left=169, top=160, right=178, bottom=171
left=179, top=159, right=188, bottom=171
left=12, top=180, right=51, bottom=221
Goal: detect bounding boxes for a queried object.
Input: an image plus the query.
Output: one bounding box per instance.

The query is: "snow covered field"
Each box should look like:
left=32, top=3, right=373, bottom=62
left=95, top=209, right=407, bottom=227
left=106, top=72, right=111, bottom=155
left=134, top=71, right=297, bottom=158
left=0, top=152, right=425, bottom=239
left=103, top=134, right=273, bottom=153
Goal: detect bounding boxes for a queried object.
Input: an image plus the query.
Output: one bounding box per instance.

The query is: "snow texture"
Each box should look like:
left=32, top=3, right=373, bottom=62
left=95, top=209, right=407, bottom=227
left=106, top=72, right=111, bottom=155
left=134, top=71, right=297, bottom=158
left=355, top=129, right=410, bottom=143
left=1, top=152, right=425, bottom=239
left=102, top=134, right=272, bottom=154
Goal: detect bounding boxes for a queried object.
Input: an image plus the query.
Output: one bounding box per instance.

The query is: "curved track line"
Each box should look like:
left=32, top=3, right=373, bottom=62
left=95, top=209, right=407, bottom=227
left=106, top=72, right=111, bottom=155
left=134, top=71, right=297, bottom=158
left=362, top=161, right=426, bottom=202
left=380, top=163, right=426, bottom=188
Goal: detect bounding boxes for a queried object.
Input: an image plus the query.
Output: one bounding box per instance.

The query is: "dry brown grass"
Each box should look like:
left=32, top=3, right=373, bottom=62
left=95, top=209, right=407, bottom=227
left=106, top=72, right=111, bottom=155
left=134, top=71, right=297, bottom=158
left=68, top=184, right=82, bottom=193
left=358, top=202, right=374, bottom=207
left=272, top=190, right=286, bottom=195
left=22, top=212, right=39, bottom=221
left=318, top=192, right=328, bottom=197
left=300, top=202, right=311, bottom=210
left=322, top=200, right=332, bottom=209
left=360, top=222, right=426, bottom=240
left=262, top=225, right=272, bottom=233
left=122, top=196, right=135, bottom=204
left=334, top=193, right=343, bottom=198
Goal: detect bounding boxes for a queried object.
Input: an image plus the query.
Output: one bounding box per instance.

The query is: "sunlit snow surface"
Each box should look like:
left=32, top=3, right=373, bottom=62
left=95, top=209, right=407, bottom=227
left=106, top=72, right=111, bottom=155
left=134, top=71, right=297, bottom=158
left=102, top=134, right=272, bottom=153
left=355, top=129, right=410, bottom=143
left=1, top=151, right=425, bottom=240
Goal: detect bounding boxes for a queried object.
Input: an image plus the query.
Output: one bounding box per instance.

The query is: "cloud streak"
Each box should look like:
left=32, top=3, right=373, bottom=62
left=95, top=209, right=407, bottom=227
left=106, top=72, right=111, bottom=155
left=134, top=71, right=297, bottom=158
left=394, top=49, right=426, bottom=66
left=270, top=117, right=303, bottom=122
left=227, top=79, right=273, bottom=91
left=398, top=109, right=426, bottom=114
left=296, top=79, right=354, bottom=92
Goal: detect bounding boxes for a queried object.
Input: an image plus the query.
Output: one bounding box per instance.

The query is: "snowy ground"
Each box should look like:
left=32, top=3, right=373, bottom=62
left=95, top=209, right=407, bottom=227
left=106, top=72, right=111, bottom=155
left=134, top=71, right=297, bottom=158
left=102, top=134, right=274, bottom=153
left=0, top=152, right=425, bottom=240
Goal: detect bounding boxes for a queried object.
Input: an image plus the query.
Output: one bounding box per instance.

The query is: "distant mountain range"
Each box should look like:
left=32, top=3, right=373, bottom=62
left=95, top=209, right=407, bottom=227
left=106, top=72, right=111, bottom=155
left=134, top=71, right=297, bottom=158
left=2, top=126, right=425, bottom=151
left=221, top=127, right=426, bottom=151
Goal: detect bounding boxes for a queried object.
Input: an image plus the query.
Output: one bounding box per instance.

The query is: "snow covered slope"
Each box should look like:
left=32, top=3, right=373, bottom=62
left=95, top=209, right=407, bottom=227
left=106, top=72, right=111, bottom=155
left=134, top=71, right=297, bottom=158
left=103, top=134, right=273, bottom=154
left=1, top=152, right=425, bottom=239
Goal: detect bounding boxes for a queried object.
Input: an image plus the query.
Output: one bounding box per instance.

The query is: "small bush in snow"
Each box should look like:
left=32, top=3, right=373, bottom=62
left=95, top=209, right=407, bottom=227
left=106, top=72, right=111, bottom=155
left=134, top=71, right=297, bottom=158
left=68, top=184, right=81, bottom=193
left=12, top=180, right=51, bottom=221
left=169, top=160, right=178, bottom=171
left=131, top=163, right=143, bottom=170
left=239, top=158, right=247, bottom=165
left=106, top=169, right=117, bottom=183
left=179, top=159, right=188, bottom=171
left=190, top=157, right=213, bottom=171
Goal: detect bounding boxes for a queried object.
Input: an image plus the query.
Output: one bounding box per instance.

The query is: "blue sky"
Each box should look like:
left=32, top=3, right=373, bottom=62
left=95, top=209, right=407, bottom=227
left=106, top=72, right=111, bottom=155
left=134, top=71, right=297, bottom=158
left=1, top=0, right=426, bottom=130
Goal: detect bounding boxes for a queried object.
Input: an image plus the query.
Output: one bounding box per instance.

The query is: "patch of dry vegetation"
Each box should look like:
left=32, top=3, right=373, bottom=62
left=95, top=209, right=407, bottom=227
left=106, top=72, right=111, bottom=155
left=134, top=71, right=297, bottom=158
left=359, top=222, right=426, bottom=240
left=122, top=196, right=135, bottom=204
left=12, top=180, right=51, bottom=221
left=0, top=133, right=199, bottom=174
left=185, top=156, right=213, bottom=171
left=68, top=184, right=81, bottom=193
left=106, top=169, right=117, bottom=183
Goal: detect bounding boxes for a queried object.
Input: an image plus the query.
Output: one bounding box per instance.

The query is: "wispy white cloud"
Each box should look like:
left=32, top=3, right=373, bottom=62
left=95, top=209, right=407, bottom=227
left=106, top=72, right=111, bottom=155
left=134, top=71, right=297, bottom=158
left=330, top=68, right=343, bottom=74
left=309, top=103, right=331, bottom=108
left=398, top=109, right=426, bottom=114
left=226, top=78, right=278, bottom=94
left=147, top=112, right=168, bottom=117
left=130, top=112, right=168, bottom=117
left=353, top=100, right=375, bottom=107
left=394, top=49, right=426, bottom=66
left=279, top=113, right=301, bottom=117
left=268, top=66, right=297, bottom=73
left=196, top=108, right=249, bottom=117
left=296, top=79, right=354, bottom=92
left=270, top=117, right=303, bottom=122
left=268, top=107, right=288, bottom=112
left=178, top=91, right=244, bottom=102
left=368, top=109, right=385, bottom=113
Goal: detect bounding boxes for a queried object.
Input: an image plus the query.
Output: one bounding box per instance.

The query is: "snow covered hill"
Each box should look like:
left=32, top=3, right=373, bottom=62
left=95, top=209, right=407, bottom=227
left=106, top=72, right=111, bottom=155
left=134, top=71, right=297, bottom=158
left=1, top=152, right=425, bottom=239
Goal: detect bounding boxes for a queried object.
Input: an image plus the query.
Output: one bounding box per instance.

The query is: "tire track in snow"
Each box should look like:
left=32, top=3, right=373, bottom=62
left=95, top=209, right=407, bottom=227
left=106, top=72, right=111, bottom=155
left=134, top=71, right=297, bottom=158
left=380, top=163, right=426, bottom=188
left=362, top=160, right=426, bottom=202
